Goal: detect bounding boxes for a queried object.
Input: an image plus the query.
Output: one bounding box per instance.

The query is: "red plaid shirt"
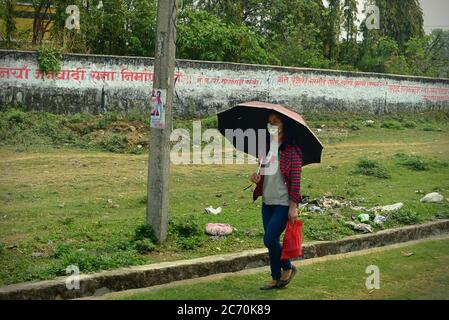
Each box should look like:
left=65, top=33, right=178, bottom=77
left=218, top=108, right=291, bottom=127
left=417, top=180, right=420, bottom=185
left=253, top=143, right=303, bottom=204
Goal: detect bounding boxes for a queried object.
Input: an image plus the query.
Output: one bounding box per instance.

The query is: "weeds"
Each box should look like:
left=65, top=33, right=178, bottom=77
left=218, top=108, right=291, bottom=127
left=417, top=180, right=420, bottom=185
left=381, top=120, right=402, bottom=130
left=352, top=159, right=391, bottom=179
left=395, top=153, right=429, bottom=171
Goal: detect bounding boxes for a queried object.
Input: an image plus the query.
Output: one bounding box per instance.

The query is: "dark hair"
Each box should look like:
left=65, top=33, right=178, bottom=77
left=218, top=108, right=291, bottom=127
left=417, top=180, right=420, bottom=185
left=267, top=111, right=297, bottom=150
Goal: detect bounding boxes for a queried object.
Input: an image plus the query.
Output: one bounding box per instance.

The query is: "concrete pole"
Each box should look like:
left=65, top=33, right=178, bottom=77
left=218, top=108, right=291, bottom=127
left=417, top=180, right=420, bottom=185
left=147, top=0, right=177, bottom=243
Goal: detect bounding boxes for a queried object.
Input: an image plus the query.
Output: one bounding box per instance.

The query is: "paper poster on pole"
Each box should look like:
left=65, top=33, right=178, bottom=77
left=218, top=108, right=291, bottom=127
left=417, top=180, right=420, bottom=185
left=150, top=88, right=166, bottom=129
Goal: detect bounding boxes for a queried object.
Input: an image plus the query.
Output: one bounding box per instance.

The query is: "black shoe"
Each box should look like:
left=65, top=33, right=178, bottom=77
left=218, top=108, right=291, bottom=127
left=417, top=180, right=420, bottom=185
left=277, top=265, right=297, bottom=288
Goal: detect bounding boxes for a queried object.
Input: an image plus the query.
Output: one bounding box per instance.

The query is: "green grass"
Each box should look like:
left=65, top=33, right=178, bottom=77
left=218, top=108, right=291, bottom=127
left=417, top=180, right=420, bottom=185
left=0, top=109, right=449, bottom=286
left=121, top=237, right=449, bottom=300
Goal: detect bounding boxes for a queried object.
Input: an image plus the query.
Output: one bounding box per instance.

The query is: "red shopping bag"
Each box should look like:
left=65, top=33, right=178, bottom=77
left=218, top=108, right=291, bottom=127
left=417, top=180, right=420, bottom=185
left=280, top=220, right=303, bottom=260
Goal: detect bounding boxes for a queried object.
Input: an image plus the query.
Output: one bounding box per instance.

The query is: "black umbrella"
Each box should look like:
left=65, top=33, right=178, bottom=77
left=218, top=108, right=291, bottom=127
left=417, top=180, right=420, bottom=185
left=217, top=101, right=323, bottom=166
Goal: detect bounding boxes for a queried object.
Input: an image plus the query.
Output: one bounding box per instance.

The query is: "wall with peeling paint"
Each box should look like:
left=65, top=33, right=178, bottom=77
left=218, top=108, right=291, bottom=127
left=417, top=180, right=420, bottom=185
left=1, top=50, right=449, bottom=117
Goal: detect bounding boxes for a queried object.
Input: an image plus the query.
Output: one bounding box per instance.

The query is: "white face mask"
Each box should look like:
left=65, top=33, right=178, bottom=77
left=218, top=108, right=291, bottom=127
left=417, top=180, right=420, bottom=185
left=267, top=124, right=279, bottom=136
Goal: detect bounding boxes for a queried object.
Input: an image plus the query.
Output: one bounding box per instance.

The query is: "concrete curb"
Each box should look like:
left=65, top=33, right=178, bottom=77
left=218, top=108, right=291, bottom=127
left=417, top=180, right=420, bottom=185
left=1, top=219, right=448, bottom=300
left=91, top=233, right=449, bottom=300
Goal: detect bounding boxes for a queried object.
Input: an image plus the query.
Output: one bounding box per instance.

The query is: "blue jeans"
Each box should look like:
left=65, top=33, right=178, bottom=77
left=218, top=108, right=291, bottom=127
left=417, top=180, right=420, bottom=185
left=262, top=203, right=292, bottom=280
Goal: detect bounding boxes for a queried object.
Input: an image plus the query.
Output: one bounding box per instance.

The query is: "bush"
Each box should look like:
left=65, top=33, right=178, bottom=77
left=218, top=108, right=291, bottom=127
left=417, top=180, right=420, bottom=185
left=391, top=209, right=422, bottom=225
left=169, top=215, right=204, bottom=250
left=353, top=159, right=391, bottom=179
left=169, top=216, right=202, bottom=238
left=133, top=224, right=157, bottom=243
left=133, top=239, right=156, bottom=254
left=395, top=153, right=429, bottom=171
left=348, top=123, right=360, bottom=131
left=404, top=121, right=416, bottom=128
left=68, top=113, right=95, bottom=124
left=95, top=112, right=121, bottom=130
left=114, top=240, right=134, bottom=251
left=98, top=134, right=128, bottom=153
left=6, top=109, right=27, bottom=125
left=52, top=243, right=75, bottom=258
left=201, top=116, right=218, bottom=130
left=37, top=46, right=62, bottom=77
left=176, top=237, right=203, bottom=250
left=381, top=120, right=402, bottom=130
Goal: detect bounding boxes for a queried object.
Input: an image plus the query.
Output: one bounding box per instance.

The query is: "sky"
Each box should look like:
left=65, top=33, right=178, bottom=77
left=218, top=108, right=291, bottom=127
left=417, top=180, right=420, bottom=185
left=419, top=0, right=449, bottom=33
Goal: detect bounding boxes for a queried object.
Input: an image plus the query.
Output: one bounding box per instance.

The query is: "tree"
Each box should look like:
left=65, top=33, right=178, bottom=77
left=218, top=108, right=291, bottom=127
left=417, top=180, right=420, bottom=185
left=339, top=0, right=359, bottom=65
left=1, top=0, right=17, bottom=48
left=373, top=0, right=424, bottom=48
left=176, top=8, right=275, bottom=65
left=263, top=0, right=330, bottom=68
left=3, top=0, right=442, bottom=78
left=406, top=30, right=449, bottom=78
left=31, top=0, right=53, bottom=46
left=125, top=0, right=157, bottom=57
left=323, top=0, right=342, bottom=61
left=192, top=0, right=269, bottom=27
left=358, top=36, right=409, bottom=74
left=51, top=0, right=101, bottom=53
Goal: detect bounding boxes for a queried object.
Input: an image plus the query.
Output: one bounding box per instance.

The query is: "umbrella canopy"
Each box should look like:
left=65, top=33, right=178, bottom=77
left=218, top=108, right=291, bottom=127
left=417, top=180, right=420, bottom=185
left=217, top=101, right=323, bottom=166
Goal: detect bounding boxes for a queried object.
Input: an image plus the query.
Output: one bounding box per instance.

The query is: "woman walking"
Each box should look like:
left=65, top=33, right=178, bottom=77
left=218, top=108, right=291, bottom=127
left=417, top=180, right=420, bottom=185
left=251, top=111, right=303, bottom=290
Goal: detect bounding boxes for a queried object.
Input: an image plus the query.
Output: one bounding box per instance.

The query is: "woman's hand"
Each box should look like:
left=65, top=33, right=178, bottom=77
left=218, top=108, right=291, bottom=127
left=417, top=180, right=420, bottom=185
left=250, top=173, right=261, bottom=184
left=288, top=201, right=298, bottom=225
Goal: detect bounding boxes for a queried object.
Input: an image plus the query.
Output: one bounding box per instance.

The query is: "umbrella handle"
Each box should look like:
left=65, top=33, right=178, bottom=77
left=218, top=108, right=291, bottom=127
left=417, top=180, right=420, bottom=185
left=243, top=157, right=264, bottom=191
left=256, top=156, right=264, bottom=175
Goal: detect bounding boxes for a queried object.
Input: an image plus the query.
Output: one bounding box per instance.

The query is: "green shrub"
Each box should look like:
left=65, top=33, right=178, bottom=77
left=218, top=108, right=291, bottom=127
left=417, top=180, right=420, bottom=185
left=404, top=121, right=417, bottom=129
left=37, top=46, right=62, bottom=77
left=348, top=123, right=360, bottom=131
left=201, top=116, right=218, bottom=130
left=133, top=224, right=157, bottom=243
left=52, top=243, right=75, bottom=258
left=133, top=239, right=156, bottom=254
left=169, top=215, right=204, bottom=250
left=114, top=240, right=134, bottom=251
left=6, top=109, right=27, bottom=125
left=381, top=120, right=402, bottom=130
left=95, top=112, right=121, bottom=130
left=395, top=153, right=429, bottom=171
left=169, top=216, right=202, bottom=238
left=391, top=209, right=422, bottom=225
left=353, top=159, right=391, bottom=179
left=176, top=237, right=203, bottom=250
left=98, top=134, right=128, bottom=153
left=68, top=113, right=95, bottom=124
